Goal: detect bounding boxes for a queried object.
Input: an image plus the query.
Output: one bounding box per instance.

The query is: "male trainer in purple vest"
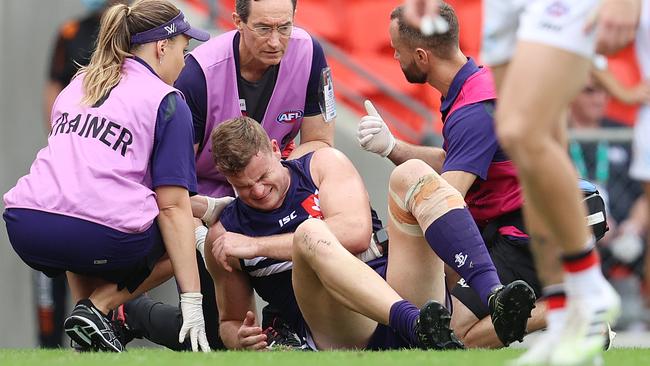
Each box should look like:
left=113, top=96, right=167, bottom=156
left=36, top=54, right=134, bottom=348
left=176, top=0, right=333, bottom=200
left=356, top=4, right=540, bottom=348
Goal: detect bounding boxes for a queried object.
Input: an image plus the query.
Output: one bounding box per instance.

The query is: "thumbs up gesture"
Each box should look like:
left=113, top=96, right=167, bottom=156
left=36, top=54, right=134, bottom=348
left=357, top=100, right=396, bottom=157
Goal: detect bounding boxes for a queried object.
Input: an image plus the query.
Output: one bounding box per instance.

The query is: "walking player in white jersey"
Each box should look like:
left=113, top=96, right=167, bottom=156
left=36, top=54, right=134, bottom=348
left=403, top=1, right=641, bottom=365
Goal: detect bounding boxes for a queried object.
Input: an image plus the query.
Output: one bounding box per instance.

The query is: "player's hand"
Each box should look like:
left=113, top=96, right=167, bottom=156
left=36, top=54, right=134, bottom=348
left=357, top=100, right=396, bottom=157
left=178, top=292, right=211, bottom=352
left=237, top=311, right=267, bottom=350
left=211, top=232, right=258, bottom=272
left=587, top=0, right=641, bottom=55
left=201, top=196, right=235, bottom=226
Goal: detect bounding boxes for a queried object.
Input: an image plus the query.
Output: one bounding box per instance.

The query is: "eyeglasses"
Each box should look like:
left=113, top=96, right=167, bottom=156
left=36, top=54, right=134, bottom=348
left=244, top=22, right=293, bottom=38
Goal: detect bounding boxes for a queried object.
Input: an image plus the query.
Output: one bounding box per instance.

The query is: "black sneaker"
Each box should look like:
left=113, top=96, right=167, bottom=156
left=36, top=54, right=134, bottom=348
left=262, top=317, right=310, bottom=351
left=64, top=299, right=124, bottom=352
left=415, top=300, right=464, bottom=350
left=488, top=280, right=537, bottom=346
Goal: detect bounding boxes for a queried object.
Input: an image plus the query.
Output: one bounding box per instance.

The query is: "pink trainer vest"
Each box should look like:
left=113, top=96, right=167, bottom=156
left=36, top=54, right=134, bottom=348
left=191, top=27, right=313, bottom=197
left=445, top=67, right=523, bottom=227
left=4, top=58, right=179, bottom=233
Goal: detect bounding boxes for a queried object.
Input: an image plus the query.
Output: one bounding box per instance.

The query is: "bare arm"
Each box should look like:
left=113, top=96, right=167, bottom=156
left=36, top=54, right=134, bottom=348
left=440, top=170, right=477, bottom=198
left=388, top=139, right=446, bottom=173
left=289, top=114, right=335, bottom=159
left=592, top=68, right=650, bottom=105
left=205, top=223, right=263, bottom=350
left=155, top=186, right=200, bottom=293
left=311, top=148, right=373, bottom=254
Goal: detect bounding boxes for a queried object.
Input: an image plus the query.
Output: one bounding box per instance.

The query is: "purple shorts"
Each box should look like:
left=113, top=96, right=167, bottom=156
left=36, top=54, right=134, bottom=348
left=4, top=208, right=166, bottom=292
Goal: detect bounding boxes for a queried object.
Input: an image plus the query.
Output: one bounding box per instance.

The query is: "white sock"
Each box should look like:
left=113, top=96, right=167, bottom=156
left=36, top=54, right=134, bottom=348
left=545, top=307, right=567, bottom=335
left=563, top=237, right=607, bottom=299
left=565, top=265, right=607, bottom=299
left=195, top=225, right=209, bottom=266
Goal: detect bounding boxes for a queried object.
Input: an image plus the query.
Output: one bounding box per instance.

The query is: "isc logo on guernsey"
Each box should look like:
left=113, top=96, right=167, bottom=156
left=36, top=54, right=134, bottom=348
left=276, top=110, right=304, bottom=124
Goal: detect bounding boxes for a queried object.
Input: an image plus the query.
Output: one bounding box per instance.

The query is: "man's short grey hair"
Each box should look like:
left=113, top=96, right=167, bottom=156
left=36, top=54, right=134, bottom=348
left=236, top=0, right=297, bottom=23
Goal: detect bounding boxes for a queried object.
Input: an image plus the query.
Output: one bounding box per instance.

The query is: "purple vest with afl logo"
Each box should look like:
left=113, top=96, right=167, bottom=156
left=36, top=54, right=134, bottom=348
left=191, top=27, right=313, bottom=198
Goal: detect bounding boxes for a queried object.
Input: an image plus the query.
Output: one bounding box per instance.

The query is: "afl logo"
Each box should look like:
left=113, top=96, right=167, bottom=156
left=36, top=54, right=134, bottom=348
left=277, top=110, right=304, bottom=124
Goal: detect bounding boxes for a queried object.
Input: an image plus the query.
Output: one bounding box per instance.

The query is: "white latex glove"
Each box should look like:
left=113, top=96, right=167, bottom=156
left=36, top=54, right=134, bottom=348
left=357, top=100, right=396, bottom=157
left=179, top=292, right=211, bottom=352
left=201, top=196, right=235, bottom=226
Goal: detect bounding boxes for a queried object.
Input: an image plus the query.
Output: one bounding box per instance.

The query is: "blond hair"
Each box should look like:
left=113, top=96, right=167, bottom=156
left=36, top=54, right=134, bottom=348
left=77, top=0, right=180, bottom=106
left=211, top=117, right=272, bottom=175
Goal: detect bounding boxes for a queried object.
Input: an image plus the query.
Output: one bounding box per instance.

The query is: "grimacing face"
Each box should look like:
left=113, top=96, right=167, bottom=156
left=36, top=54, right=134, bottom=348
left=238, top=0, right=294, bottom=67
left=389, top=19, right=427, bottom=84
left=225, top=143, right=290, bottom=211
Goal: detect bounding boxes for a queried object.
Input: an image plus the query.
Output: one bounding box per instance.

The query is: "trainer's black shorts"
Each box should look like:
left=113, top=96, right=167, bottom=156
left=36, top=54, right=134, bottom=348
left=451, top=219, right=541, bottom=319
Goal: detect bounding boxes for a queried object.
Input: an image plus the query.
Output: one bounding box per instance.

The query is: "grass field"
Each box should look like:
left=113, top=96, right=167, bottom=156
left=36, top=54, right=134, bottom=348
left=1, top=348, right=649, bottom=366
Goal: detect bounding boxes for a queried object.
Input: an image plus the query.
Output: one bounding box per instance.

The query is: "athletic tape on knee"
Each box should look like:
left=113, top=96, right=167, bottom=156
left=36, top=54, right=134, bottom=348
left=195, top=225, right=209, bottom=266
left=388, top=188, right=424, bottom=236
left=404, top=173, right=465, bottom=230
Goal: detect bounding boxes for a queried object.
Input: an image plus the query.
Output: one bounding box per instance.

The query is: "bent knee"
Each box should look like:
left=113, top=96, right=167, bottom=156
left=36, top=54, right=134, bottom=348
left=389, top=159, right=437, bottom=194
left=293, top=219, right=331, bottom=255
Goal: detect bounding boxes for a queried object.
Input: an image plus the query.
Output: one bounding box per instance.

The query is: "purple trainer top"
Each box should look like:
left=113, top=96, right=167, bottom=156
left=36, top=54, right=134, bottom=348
left=440, top=58, right=524, bottom=231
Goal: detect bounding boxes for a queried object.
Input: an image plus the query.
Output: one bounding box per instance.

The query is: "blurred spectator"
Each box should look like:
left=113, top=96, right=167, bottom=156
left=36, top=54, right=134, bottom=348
left=568, top=75, right=648, bottom=329
left=568, top=75, right=643, bottom=225
left=38, top=0, right=125, bottom=348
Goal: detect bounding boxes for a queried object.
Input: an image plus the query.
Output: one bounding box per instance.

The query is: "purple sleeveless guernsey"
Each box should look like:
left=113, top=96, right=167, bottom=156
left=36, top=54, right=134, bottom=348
left=191, top=28, right=313, bottom=197
left=444, top=67, right=523, bottom=227
left=4, top=58, right=178, bottom=233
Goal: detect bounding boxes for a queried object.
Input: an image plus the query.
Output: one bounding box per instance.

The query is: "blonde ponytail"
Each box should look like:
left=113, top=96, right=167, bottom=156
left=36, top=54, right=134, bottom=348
left=77, top=4, right=131, bottom=106
left=76, top=0, right=181, bottom=106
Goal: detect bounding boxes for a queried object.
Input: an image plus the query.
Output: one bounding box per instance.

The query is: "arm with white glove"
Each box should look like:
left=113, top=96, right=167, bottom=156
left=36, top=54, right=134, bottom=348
left=357, top=100, right=446, bottom=172
left=191, top=195, right=236, bottom=226
left=179, top=292, right=211, bottom=352
left=155, top=186, right=210, bottom=352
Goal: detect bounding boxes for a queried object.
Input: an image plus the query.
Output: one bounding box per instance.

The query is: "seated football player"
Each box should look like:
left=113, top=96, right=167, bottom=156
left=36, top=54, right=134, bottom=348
left=203, top=116, right=536, bottom=350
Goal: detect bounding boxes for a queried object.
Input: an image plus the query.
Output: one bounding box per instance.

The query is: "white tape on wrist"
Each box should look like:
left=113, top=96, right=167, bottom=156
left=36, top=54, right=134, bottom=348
left=195, top=225, right=209, bottom=265
left=355, top=237, right=383, bottom=262
left=201, top=196, right=217, bottom=226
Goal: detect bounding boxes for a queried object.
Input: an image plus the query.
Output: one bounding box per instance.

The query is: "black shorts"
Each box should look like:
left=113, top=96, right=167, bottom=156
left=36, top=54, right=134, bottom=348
left=4, top=208, right=166, bottom=293
left=451, top=219, right=541, bottom=319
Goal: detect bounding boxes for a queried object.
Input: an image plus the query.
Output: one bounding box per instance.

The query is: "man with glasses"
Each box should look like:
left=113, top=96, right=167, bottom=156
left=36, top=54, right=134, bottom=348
left=174, top=0, right=333, bottom=349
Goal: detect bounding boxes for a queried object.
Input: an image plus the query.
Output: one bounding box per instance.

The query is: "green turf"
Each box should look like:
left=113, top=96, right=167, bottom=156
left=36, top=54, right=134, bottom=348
left=1, top=348, right=649, bottom=366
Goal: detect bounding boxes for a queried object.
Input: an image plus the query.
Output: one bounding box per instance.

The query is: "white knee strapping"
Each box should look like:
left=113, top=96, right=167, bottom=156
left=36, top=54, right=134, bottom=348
left=389, top=173, right=465, bottom=235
